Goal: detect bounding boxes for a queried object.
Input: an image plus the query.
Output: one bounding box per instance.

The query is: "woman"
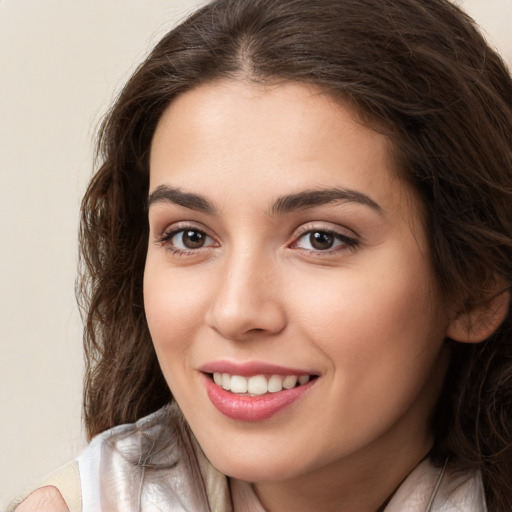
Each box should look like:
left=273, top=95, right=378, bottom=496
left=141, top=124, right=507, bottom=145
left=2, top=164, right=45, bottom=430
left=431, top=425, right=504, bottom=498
left=11, top=0, right=512, bottom=510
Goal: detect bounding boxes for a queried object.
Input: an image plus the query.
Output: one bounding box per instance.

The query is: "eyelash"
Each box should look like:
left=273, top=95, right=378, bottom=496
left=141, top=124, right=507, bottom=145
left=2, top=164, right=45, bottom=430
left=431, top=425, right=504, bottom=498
left=156, top=225, right=358, bottom=257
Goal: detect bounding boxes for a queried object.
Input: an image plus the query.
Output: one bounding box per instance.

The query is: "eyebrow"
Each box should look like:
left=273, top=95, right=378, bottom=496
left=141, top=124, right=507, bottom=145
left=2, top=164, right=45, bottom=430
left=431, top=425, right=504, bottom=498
left=147, top=185, right=382, bottom=216
left=147, top=185, right=216, bottom=213
left=270, top=188, right=383, bottom=215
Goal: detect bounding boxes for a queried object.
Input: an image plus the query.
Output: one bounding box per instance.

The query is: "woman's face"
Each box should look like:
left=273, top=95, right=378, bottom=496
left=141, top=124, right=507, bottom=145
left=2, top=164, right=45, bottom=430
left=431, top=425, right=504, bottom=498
left=144, top=80, right=453, bottom=485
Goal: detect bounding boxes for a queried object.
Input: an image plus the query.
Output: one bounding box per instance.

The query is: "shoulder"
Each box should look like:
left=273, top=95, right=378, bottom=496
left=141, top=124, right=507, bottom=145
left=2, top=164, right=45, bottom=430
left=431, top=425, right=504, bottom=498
left=12, top=486, right=68, bottom=512
left=9, top=405, right=230, bottom=512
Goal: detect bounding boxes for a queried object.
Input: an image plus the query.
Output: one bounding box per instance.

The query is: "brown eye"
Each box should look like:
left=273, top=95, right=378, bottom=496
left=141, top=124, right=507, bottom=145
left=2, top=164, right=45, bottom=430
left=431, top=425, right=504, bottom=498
left=181, top=230, right=207, bottom=248
left=309, top=231, right=335, bottom=250
left=292, top=228, right=357, bottom=253
left=162, top=228, right=215, bottom=251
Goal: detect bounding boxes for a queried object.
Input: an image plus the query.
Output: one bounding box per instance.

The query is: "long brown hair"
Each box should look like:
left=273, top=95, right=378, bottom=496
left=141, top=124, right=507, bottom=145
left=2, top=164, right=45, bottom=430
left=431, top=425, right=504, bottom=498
left=79, top=0, right=512, bottom=507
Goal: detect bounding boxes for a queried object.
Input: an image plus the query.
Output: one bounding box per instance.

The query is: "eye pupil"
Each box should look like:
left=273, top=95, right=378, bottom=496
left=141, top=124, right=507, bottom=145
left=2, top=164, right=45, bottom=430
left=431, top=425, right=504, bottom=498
left=310, top=231, right=334, bottom=250
left=183, top=230, right=205, bottom=248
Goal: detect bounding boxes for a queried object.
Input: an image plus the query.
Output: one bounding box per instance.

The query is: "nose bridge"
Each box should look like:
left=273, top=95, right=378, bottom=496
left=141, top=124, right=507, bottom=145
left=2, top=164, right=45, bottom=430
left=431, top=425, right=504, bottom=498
left=206, top=243, right=286, bottom=340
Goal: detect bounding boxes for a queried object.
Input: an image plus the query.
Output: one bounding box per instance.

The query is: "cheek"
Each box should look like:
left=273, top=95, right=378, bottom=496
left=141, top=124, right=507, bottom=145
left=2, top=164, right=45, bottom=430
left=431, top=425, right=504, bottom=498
left=143, top=263, right=206, bottom=374
left=289, top=269, right=447, bottom=442
left=287, top=253, right=447, bottom=379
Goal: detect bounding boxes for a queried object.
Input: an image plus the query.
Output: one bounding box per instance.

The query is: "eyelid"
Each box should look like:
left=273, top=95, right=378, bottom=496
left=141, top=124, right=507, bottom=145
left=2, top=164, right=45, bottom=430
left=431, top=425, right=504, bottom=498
left=155, top=220, right=214, bottom=241
left=293, top=221, right=357, bottom=238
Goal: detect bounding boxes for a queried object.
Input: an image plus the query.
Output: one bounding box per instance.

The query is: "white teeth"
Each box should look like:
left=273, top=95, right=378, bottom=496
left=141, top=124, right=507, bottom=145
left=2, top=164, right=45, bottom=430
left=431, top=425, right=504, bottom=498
left=267, top=375, right=283, bottom=393
left=282, top=375, right=297, bottom=389
left=230, top=375, right=248, bottom=393
left=248, top=375, right=267, bottom=395
left=212, top=372, right=312, bottom=395
left=222, top=373, right=231, bottom=391
left=298, top=375, right=310, bottom=385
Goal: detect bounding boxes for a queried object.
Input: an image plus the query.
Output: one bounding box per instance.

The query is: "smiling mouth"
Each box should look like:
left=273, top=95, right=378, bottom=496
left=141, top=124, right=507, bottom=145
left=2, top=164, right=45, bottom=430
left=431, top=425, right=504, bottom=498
left=209, top=372, right=317, bottom=396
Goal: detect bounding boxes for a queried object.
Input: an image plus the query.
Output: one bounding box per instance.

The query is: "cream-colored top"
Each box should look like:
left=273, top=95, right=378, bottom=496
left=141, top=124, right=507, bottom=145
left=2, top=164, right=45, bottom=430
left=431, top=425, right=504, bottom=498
left=9, top=405, right=487, bottom=512
left=7, top=461, right=81, bottom=512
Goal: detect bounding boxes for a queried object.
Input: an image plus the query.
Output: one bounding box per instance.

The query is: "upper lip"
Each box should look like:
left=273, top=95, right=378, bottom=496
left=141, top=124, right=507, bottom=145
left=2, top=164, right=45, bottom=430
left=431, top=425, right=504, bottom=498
left=199, top=360, right=316, bottom=377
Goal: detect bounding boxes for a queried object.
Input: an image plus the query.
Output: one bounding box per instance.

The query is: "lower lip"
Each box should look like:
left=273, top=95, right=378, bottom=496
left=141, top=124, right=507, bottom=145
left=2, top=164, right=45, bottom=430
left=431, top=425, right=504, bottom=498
left=203, top=374, right=316, bottom=422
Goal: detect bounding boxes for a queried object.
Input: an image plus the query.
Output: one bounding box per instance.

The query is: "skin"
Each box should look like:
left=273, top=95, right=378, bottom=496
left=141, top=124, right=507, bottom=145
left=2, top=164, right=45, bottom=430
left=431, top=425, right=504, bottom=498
left=144, top=80, right=458, bottom=512
left=15, top=487, right=68, bottom=512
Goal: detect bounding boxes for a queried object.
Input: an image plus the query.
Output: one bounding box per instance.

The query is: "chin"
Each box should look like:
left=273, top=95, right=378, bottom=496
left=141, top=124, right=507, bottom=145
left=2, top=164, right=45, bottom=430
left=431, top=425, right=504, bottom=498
left=200, top=441, right=312, bottom=483
left=214, top=459, right=294, bottom=483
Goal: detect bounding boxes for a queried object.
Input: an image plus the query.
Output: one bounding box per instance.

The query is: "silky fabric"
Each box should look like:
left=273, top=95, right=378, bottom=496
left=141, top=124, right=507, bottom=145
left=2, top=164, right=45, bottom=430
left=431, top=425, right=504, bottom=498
left=78, top=403, right=229, bottom=511
left=74, top=404, right=486, bottom=511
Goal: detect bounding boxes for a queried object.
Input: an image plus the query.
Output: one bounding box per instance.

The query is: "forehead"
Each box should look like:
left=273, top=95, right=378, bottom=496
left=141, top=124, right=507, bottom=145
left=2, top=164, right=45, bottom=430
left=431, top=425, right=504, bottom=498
left=149, top=79, right=417, bottom=220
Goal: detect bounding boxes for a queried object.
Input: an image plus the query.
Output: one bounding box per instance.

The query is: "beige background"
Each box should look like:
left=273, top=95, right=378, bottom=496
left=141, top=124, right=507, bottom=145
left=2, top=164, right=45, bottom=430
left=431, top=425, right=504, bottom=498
left=0, top=0, right=511, bottom=506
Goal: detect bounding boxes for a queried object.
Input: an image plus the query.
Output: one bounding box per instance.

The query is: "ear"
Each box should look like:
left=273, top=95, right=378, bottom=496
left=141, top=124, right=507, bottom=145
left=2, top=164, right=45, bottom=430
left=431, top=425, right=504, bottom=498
left=447, top=288, right=510, bottom=343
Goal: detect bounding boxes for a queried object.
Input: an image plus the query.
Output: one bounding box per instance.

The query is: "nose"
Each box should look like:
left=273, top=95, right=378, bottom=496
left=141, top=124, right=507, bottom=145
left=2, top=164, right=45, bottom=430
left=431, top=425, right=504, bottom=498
left=205, top=250, right=287, bottom=341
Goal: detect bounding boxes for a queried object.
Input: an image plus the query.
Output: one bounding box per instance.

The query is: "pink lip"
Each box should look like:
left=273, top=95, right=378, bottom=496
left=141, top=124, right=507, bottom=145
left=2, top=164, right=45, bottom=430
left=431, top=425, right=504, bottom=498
left=201, top=373, right=317, bottom=422
left=199, top=360, right=313, bottom=377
